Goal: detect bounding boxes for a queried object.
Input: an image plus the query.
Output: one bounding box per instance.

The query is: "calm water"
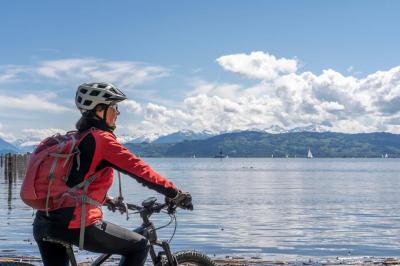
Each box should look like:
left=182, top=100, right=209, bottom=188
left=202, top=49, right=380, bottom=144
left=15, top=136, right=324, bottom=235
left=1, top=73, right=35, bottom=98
left=1, top=158, right=400, bottom=262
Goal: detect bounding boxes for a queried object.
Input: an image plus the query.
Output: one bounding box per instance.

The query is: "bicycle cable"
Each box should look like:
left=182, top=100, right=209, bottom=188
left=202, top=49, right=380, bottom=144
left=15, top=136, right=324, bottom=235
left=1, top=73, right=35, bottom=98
left=167, top=214, right=177, bottom=243
left=154, top=214, right=174, bottom=231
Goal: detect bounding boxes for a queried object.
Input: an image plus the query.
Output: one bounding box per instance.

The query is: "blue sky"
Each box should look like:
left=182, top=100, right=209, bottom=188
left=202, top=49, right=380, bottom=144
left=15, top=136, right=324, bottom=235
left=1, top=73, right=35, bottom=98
left=1, top=1, right=400, bottom=144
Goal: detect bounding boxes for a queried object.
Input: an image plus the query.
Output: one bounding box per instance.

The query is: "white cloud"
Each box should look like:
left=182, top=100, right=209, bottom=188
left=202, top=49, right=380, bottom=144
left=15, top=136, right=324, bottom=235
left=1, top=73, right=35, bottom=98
left=18, top=128, right=67, bottom=147
left=35, top=58, right=169, bottom=89
left=0, top=94, right=72, bottom=112
left=0, top=65, right=31, bottom=83
left=188, top=79, right=243, bottom=99
left=122, top=100, right=142, bottom=114
left=121, top=52, right=400, bottom=135
left=0, top=123, right=17, bottom=143
left=2, top=52, right=400, bottom=137
left=0, top=58, right=169, bottom=90
left=217, top=51, right=298, bottom=80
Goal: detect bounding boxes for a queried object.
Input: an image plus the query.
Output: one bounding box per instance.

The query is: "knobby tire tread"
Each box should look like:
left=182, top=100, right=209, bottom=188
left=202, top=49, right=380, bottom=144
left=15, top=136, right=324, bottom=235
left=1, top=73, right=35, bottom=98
left=0, top=263, right=35, bottom=266
left=174, top=250, right=216, bottom=266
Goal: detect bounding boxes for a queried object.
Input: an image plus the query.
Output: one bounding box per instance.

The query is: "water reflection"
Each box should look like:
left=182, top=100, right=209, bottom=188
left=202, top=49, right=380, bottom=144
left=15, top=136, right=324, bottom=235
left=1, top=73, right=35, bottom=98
left=0, top=154, right=29, bottom=212
left=1, top=157, right=400, bottom=260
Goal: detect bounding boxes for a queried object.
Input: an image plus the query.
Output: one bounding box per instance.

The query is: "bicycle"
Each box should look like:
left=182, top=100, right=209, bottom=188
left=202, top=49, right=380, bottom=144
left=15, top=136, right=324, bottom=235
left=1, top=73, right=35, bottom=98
left=1, top=197, right=216, bottom=266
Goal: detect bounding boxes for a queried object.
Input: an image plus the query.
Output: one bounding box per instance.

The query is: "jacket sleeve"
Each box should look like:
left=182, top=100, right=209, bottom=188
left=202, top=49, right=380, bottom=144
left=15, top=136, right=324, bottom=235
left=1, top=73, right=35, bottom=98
left=97, top=131, right=178, bottom=198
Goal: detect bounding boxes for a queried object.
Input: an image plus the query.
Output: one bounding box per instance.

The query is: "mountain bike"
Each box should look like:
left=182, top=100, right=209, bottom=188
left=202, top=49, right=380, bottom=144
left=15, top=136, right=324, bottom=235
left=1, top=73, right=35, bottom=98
left=0, top=197, right=215, bottom=266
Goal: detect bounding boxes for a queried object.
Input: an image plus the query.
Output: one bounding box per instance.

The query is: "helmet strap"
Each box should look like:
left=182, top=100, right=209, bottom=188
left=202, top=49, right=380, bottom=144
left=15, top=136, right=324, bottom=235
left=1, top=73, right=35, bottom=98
left=103, top=105, right=108, bottom=122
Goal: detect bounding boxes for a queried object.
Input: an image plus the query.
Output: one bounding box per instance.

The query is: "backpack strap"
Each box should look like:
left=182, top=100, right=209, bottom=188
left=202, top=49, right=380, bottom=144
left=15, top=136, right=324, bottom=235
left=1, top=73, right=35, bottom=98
left=62, top=134, right=77, bottom=168
left=45, top=141, right=65, bottom=216
left=56, top=175, right=100, bottom=250
left=77, top=174, right=98, bottom=250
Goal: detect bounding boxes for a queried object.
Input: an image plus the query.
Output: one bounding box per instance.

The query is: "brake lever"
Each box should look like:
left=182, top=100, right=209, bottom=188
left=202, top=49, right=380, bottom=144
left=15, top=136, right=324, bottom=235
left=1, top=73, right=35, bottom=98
left=167, top=204, right=177, bottom=215
left=123, top=202, right=129, bottom=220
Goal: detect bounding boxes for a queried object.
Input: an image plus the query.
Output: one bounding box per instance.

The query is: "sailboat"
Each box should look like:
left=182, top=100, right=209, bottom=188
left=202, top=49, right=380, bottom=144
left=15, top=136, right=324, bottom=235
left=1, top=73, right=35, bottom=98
left=385, top=153, right=388, bottom=158
left=214, top=150, right=228, bottom=158
left=307, top=148, right=313, bottom=159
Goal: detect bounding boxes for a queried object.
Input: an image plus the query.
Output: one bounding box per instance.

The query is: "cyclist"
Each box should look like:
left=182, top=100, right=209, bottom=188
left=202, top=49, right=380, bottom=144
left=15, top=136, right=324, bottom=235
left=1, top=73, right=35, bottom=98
left=32, top=82, right=193, bottom=266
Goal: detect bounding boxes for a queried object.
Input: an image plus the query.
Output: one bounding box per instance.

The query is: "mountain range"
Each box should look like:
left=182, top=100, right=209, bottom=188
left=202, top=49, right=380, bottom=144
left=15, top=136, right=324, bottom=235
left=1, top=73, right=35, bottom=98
left=0, top=138, right=19, bottom=153
left=124, top=131, right=400, bottom=158
left=2, top=126, right=400, bottom=157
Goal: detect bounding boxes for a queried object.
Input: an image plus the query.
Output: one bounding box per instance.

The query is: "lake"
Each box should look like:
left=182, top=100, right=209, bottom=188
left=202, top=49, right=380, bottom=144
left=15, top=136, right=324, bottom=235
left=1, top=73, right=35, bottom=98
left=1, top=158, right=400, bottom=263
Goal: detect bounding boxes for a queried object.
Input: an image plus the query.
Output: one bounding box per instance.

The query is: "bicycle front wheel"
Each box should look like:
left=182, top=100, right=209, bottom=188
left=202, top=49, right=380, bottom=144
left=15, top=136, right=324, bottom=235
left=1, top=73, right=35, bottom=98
left=0, top=262, right=35, bottom=266
left=174, top=250, right=216, bottom=266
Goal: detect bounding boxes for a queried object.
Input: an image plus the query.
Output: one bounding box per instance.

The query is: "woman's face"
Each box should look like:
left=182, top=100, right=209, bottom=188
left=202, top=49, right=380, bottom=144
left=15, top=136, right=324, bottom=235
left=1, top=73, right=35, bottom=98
left=106, top=103, right=120, bottom=127
left=96, top=103, right=120, bottom=127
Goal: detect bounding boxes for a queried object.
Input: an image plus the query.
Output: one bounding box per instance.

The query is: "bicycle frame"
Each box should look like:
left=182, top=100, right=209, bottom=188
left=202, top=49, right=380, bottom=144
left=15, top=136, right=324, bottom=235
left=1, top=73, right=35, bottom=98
left=89, top=199, right=177, bottom=266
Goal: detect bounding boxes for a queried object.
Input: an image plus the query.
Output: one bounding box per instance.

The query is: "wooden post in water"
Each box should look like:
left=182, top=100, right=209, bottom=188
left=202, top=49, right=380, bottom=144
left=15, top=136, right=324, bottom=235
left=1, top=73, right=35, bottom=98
left=4, top=154, right=9, bottom=179
left=15, top=154, right=28, bottom=179
left=6, top=153, right=12, bottom=210
left=6, top=153, right=12, bottom=180
left=12, top=154, right=17, bottom=181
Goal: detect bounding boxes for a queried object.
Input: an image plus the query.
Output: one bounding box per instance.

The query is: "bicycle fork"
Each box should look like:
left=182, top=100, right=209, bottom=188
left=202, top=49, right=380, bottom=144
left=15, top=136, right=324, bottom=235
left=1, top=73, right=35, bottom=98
left=149, top=240, right=177, bottom=266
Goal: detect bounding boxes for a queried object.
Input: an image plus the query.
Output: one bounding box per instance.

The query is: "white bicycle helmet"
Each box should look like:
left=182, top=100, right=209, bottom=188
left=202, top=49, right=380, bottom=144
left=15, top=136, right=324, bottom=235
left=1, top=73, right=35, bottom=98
left=75, top=82, right=127, bottom=113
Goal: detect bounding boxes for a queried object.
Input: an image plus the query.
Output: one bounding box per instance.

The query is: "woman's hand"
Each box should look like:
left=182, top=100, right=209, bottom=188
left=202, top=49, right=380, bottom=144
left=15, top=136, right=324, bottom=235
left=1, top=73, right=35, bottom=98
left=167, top=190, right=194, bottom=210
left=104, top=196, right=125, bottom=212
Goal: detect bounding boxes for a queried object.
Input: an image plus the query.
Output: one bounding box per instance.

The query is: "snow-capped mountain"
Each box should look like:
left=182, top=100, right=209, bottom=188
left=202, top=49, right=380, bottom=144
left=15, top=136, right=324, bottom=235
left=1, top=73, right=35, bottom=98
left=9, top=125, right=328, bottom=152
left=288, top=124, right=328, bottom=133
left=263, top=125, right=288, bottom=134
left=13, top=137, right=40, bottom=153
left=117, top=132, right=162, bottom=144
left=0, top=138, right=19, bottom=153
left=222, top=124, right=326, bottom=134
left=153, top=130, right=215, bottom=144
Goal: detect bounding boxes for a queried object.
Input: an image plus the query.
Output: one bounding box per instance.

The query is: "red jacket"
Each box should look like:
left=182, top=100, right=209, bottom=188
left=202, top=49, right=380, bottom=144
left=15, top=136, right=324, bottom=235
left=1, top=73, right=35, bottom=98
left=65, top=129, right=178, bottom=229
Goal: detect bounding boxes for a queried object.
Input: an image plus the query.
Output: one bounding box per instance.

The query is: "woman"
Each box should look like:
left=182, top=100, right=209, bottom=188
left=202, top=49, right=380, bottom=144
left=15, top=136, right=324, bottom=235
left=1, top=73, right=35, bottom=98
left=33, top=82, right=193, bottom=266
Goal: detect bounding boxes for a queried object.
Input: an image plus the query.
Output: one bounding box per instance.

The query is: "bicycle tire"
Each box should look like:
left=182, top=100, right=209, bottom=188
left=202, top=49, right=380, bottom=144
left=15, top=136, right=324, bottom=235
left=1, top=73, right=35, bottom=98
left=174, top=250, right=216, bottom=266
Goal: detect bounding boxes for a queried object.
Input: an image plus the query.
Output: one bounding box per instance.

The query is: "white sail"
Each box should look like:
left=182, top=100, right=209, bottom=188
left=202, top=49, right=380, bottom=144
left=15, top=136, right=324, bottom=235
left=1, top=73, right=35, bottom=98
left=307, top=148, right=313, bottom=158
left=385, top=153, right=388, bottom=158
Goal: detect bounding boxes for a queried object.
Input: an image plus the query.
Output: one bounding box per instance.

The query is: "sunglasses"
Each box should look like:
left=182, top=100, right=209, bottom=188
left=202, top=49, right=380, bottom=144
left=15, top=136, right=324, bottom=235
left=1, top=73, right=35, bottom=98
left=109, top=103, right=119, bottom=112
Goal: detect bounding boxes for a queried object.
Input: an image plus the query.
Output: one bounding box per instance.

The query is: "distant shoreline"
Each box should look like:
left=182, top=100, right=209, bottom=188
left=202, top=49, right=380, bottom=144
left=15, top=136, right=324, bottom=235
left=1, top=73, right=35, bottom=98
left=1, top=255, right=400, bottom=265
left=1, top=152, right=400, bottom=159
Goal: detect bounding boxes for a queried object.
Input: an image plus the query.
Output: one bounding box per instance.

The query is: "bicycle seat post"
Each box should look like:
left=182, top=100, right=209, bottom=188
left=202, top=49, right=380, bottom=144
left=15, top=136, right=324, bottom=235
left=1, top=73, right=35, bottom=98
left=42, top=237, right=77, bottom=266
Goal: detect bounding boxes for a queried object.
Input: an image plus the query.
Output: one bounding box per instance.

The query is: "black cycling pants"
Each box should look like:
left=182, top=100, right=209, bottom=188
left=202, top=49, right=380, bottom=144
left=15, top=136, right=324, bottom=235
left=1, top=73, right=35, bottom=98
left=33, top=219, right=150, bottom=266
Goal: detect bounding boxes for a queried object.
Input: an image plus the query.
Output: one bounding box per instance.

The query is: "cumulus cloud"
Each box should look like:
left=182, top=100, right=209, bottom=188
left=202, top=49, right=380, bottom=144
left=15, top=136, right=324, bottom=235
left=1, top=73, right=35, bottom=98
left=188, top=79, right=243, bottom=99
left=217, top=51, right=298, bottom=80
left=3, top=52, right=400, bottom=139
left=122, top=100, right=143, bottom=114
left=121, top=52, right=400, bottom=136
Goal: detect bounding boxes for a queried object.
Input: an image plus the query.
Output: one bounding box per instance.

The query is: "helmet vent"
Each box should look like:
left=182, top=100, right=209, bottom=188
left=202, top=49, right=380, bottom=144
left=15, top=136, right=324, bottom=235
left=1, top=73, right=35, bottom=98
left=83, top=100, right=92, bottom=106
left=76, top=82, right=126, bottom=111
left=89, top=90, right=100, bottom=96
left=109, top=88, right=117, bottom=94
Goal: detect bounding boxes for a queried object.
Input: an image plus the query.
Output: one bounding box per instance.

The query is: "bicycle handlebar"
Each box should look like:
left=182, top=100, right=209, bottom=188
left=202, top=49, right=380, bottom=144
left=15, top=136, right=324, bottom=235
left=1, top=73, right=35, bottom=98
left=104, top=199, right=176, bottom=216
